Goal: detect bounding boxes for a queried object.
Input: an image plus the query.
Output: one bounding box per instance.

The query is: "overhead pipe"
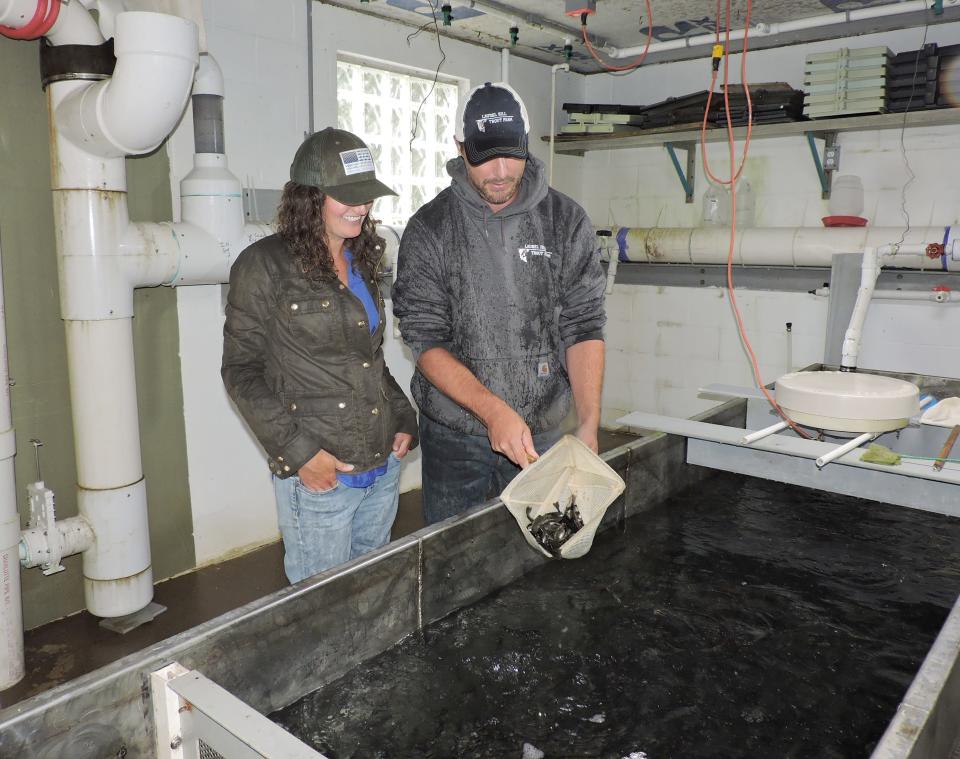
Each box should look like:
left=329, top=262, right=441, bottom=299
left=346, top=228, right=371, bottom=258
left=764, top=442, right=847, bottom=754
left=606, top=0, right=960, bottom=58
left=613, top=226, right=960, bottom=271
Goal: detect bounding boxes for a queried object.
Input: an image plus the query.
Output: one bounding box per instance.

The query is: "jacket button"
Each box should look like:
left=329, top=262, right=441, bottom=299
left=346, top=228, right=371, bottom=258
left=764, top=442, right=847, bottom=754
left=283, top=465, right=290, bottom=472
left=290, top=303, right=299, bottom=311
left=374, top=452, right=382, bottom=458
left=362, top=361, right=370, bottom=368
left=289, top=403, right=297, bottom=411
left=358, top=320, right=366, bottom=328
left=338, top=402, right=346, bottom=409
left=277, top=456, right=284, bottom=462
left=371, top=407, right=379, bottom=415
left=321, top=300, right=330, bottom=308
left=339, top=284, right=345, bottom=290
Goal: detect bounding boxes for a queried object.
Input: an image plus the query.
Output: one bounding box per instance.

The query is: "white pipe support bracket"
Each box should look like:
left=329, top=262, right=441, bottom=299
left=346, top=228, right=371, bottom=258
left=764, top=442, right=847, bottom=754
left=57, top=11, right=199, bottom=158
left=80, top=478, right=153, bottom=618
left=20, top=516, right=95, bottom=571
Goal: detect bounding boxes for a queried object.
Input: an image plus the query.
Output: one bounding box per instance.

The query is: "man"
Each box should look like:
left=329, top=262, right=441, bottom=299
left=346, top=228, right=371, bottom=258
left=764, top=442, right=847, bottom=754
left=393, top=81, right=606, bottom=525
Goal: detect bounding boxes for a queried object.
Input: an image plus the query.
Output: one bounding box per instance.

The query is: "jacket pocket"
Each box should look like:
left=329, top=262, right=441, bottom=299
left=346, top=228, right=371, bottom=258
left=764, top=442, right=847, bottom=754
left=284, top=394, right=359, bottom=462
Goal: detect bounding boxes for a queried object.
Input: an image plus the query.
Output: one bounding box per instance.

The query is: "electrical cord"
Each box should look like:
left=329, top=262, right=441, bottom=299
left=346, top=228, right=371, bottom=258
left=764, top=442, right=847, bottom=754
left=407, top=0, right=447, bottom=154
left=894, top=23, right=930, bottom=251
left=701, top=0, right=812, bottom=439
left=580, top=0, right=653, bottom=72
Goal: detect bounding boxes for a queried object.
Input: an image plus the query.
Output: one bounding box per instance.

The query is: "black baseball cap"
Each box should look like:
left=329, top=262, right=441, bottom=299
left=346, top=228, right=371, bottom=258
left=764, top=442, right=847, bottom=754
left=289, top=127, right=397, bottom=205
left=455, top=82, right=530, bottom=166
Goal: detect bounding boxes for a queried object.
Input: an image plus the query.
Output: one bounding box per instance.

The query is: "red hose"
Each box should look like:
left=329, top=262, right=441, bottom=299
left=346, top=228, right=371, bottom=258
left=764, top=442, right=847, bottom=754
left=0, top=0, right=61, bottom=41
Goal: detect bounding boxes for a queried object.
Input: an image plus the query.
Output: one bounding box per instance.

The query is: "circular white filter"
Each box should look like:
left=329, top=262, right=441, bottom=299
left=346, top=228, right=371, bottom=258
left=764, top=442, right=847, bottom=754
left=775, top=370, right=920, bottom=433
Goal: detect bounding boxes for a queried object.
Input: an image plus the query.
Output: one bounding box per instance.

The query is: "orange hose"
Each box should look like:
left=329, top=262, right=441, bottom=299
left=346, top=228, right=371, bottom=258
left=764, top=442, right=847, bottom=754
left=703, top=0, right=811, bottom=438
left=581, top=0, right=653, bottom=72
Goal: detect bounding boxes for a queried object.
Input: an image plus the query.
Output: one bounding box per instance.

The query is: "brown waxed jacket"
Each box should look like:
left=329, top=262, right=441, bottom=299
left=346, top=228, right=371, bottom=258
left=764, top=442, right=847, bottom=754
left=222, top=234, right=418, bottom=478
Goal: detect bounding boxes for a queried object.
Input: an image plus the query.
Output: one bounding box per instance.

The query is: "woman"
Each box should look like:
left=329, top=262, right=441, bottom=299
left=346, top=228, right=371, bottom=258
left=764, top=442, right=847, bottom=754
left=222, top=127, right=418, bottom=583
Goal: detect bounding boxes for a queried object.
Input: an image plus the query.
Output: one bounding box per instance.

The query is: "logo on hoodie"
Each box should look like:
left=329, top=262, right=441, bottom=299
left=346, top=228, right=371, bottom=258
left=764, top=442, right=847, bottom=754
left=517, top=244, right=553, bottom=263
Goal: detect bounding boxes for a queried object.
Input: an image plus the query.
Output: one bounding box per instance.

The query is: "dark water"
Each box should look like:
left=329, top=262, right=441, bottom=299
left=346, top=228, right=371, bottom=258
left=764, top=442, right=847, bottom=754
left=271, top=474, right=960, bottom=758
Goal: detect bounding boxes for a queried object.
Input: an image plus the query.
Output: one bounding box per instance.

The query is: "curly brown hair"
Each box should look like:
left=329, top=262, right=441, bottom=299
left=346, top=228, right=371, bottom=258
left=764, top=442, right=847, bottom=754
left=276, top=181, right=386, bottom=282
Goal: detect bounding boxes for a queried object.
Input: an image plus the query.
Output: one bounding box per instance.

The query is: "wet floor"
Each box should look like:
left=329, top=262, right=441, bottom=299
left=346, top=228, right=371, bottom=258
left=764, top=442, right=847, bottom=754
left=271, top=473, right=960, bottom=759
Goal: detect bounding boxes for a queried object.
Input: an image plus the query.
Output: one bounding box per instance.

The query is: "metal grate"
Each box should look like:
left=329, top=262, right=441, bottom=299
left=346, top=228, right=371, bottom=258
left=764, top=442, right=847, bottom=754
left=198, top=739, right=227, bottom=759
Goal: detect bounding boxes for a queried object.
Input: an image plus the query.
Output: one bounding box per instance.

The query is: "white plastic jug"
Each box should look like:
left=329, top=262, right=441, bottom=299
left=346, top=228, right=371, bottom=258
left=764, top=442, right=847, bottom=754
left=828, top=175, right=864, bottom=217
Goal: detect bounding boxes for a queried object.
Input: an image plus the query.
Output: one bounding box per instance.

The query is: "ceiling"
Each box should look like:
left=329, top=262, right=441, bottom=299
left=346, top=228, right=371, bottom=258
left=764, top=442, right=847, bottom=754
left=321, top=0, right=960, bottom=73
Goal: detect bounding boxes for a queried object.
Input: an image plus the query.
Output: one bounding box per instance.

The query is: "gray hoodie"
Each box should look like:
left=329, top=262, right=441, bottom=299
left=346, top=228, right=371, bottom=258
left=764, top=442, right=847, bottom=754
left=392, top=155, right=605, bottom=436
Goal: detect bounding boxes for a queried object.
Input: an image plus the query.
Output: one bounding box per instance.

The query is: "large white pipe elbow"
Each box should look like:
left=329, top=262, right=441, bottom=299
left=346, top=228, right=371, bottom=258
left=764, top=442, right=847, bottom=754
left=57, top=11, right=199, bottom=157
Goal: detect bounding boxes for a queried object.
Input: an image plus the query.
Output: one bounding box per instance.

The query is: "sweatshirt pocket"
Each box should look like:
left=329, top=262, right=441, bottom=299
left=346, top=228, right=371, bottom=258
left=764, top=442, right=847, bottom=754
left=467, top=353, right=570, bottom=429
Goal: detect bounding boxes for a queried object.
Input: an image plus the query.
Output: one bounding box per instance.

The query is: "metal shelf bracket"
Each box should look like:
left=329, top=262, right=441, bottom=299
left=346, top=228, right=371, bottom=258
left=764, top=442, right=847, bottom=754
left=665, top=141, right=696, bottom=203
left=806, top=130, right=838, bottom=200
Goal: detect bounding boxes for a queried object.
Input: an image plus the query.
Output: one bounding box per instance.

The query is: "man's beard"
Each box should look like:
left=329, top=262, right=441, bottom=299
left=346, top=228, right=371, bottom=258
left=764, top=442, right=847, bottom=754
left=473, top=175, right=521, bottom=206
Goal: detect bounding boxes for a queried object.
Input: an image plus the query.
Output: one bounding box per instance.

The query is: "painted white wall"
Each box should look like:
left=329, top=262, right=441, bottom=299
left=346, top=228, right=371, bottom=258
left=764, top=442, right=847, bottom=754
left=168, top=0, right=580, bottom=563
left=552, top=22, right=960, bottom=424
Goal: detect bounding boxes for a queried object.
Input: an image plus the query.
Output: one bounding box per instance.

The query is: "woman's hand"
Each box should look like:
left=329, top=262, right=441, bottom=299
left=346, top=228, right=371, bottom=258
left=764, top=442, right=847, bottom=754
left=392, top=432, right=414, bottom=458
left=298, top=449, right=354, bottom=492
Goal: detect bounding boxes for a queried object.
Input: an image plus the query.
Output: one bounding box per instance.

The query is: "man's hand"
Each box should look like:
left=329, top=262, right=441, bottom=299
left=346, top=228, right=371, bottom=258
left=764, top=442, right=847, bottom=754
left=298, top=449, right=354, bottom=492
left=575, top=423, right=599, bottom=454
left=484, top=402, right=538, bottom=468
left=392, top=432, right=414, bottom=458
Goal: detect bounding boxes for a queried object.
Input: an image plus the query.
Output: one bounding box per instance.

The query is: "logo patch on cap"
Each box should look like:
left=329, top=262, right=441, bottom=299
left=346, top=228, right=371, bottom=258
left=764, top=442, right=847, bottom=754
left=339, top=148, right=374, bottom=176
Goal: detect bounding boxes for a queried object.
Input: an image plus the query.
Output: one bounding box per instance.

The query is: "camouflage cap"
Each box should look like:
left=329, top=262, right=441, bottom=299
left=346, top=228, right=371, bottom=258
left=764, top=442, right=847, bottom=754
left=290, top=127, right=397, bottom=205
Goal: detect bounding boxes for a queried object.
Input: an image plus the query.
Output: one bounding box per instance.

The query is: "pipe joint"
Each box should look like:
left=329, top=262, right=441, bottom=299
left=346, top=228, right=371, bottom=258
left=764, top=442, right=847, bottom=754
left=56, top=11, right=198, bottom=158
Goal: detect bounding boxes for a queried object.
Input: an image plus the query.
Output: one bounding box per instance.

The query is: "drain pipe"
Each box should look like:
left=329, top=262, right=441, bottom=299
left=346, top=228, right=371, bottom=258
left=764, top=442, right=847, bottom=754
left=840, top=246, right=879, bottom=371
left=47, top=9, right=199, bottom=618
left=0, top=239, right=24, bottom=689
left=548, top=62, right=569, bottom=187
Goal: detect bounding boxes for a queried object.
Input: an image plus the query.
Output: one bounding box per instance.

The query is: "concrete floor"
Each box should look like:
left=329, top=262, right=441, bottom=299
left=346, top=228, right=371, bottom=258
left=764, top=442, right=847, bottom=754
left=0, top=429, right=639, bottom=708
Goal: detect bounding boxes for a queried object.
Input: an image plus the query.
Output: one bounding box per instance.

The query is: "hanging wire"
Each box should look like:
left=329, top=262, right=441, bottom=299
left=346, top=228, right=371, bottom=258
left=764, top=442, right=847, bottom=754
left=407, top=0, right=447, bottom=154
left=894, top=23, right=930, bottom=250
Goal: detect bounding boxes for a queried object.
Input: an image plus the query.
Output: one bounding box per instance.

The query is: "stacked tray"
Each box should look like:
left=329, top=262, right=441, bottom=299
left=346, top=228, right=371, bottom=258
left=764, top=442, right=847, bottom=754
left=887, top=42, right=960, bottom=112
left=804, top=46, right=891, bottom=119
left=561, top=83, right=805, bottom=134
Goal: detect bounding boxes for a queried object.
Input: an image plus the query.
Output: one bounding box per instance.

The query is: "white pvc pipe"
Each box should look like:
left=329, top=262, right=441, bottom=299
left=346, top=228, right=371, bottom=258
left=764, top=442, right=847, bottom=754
left=549, top=62, right=569, bottom=187
left=608, top=0, right=960, bottom=58
left=817, top=287, right=958, bottom=303
left=501, top=46, right=509, bottom=82
left=816, top=431, right=875, bottom=468
left=840, top=246, right=879, bottom=370
left=41, top=10, right=199, bottom=620
left=741, top=420, right=789, bottom=445
left=57, top=11, right=199, bottom=158
left=613, top=226, right=960, bottom=271
left=0, top=239, right=24, bottom=689
left=43, top=0, right=102, bottom=46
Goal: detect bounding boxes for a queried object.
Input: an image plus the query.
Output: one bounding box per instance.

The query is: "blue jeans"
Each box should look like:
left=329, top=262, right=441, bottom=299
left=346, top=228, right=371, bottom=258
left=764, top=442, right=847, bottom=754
left=419, top=415, right=563, bottom=526
left=273, top=453, right=401, bottom=583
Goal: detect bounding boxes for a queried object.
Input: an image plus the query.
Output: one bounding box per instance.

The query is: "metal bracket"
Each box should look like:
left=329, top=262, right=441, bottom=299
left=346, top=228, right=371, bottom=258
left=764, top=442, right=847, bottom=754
left=664, top=141, right=696, bottom=203
left=806, top=130, right=838, bottom=200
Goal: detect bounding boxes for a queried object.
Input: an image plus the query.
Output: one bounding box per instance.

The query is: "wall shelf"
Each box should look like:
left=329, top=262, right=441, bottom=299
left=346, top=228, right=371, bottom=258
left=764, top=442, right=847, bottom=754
left=543, top=108, right=960, bottom=202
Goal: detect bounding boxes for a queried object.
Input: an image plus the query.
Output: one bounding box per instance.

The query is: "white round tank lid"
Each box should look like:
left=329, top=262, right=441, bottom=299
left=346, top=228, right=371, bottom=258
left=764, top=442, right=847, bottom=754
left=775, top=371, right=919, bottom=430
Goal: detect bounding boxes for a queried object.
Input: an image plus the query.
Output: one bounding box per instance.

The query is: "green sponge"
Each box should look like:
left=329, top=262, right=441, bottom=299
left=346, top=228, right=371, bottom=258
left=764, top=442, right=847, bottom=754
left=860, top=443, right=901, bottom=466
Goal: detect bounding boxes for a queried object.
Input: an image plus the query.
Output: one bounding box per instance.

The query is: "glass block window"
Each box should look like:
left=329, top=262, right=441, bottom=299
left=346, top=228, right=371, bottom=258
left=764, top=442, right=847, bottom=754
left=337, top=58, right=461, bottom=227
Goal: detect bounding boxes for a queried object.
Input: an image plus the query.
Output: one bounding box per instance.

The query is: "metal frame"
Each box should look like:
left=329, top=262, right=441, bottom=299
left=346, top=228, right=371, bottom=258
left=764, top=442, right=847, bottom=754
left=151, top=664, right=326, bottom=759
left=664, top=141, right=696, bottom=203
